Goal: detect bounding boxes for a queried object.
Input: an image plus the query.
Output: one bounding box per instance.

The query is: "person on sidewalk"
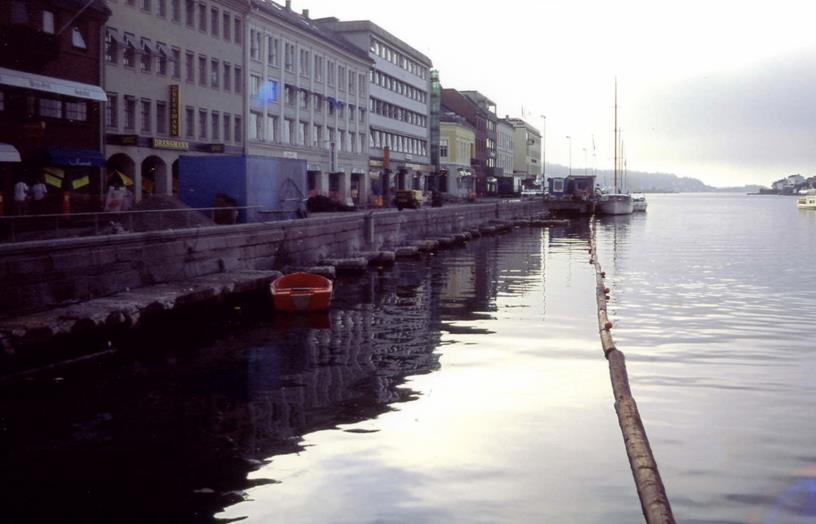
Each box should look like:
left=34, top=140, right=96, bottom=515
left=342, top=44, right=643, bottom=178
left=14, top=179, right=29, bottom=215
left=31, top=179, right=48, bottom=215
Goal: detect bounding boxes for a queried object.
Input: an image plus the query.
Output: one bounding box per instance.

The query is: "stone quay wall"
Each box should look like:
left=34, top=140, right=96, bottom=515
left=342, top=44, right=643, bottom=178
left=0, top=200, right=545, bottom=317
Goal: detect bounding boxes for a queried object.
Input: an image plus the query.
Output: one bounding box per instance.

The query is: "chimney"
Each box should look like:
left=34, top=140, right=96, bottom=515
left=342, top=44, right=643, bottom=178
left=285, top=0, right=291, bottom=9
left=302, top=8, right=309, bottom=18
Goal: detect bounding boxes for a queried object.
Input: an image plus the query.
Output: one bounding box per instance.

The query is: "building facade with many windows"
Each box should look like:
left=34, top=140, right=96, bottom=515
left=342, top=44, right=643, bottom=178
left=314, top=17, right=432, bottom=205
left=246, top=1, right=372, bottom=206
left=505, top=117, right=541, bottom=179
left=438, top=112, right=475, bottom=200
left=496, top=118, right=514, bottom=177
left=104, top=0, right=247, bottom=201
left=0, top=0, right=110, bottom=212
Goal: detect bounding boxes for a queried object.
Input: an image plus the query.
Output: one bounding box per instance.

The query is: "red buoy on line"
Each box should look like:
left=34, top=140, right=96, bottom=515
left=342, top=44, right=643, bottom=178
left=601, top=271, right=606, bottom=278
left=604, top=321, right=613, bottom=331
left=604, top=287, right=610, bottom=294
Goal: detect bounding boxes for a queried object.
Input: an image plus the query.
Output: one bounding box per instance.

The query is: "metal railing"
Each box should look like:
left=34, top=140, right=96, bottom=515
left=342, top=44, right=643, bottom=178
left=0, top=206, right=264, bottom=244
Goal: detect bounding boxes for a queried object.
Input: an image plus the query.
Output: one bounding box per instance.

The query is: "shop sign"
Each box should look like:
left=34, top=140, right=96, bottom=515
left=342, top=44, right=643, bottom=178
left=206, top=143, right=225, bottom=153
left=283, top=151, right=297, bottom=159
left=169, top=84, right=180, bottom=137
left=152, top=138, right=190, bottom=150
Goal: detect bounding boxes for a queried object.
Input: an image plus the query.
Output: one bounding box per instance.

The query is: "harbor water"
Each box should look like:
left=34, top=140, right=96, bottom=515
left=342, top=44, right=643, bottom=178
left=1, top=193, right=815, bottom=522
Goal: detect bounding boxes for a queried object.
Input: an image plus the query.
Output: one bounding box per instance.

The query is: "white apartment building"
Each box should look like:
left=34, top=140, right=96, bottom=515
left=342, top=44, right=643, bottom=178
left=496, top=119, right=514, bottom=176
left=245, top=1, right=372, bottom=206
left=104, top=0, right=247, bottom=200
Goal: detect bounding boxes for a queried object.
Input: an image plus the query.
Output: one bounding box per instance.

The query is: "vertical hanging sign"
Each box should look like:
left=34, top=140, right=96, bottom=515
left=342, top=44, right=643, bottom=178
left=169, top=84, right=180, bottom=137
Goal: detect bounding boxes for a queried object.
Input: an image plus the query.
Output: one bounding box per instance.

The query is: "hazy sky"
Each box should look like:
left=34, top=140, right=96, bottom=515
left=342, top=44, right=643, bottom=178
left=297, top=0, right=816, bottom=187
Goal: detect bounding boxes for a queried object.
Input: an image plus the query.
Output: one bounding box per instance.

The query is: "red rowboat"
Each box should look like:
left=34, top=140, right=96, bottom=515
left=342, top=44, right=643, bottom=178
left=270, top=272, right=333, bottom=312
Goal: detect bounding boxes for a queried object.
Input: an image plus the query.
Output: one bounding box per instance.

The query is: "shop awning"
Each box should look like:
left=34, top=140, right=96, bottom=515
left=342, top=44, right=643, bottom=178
left=0, top=143, right=21, bottom=163
left=0, top=67, right=107, bottom=102
left=43, top=147, right=105, bottom=167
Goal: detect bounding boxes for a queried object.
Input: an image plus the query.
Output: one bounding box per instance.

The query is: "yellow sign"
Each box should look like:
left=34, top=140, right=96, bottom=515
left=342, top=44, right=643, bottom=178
left=152, top=138, right=190, bottom=150
left=169, top=84, right=180, bottom=137
left=72, top=176, right=90, bottom=189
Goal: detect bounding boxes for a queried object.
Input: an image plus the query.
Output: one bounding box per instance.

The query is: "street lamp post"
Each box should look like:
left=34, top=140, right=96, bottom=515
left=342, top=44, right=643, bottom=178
left=539, top=115, right=546, bottom=186
left=565, top=135, right=572, bottom=177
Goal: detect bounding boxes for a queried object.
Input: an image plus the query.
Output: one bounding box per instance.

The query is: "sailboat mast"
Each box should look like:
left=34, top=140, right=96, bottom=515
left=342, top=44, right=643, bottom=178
left=614, top=79, right=618, bottom=193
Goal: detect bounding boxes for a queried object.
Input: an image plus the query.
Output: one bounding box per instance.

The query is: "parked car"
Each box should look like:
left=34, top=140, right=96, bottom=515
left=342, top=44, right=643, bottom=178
left=393, top=189, right=424, bottom=210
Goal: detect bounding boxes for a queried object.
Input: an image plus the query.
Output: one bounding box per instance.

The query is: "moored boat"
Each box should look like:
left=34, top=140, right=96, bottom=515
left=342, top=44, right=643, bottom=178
left=598, top=193, right=634, bottom=215
left=797, top=189, right=816, bottom=209
left=632, top=193, right=648, bottom=212
left=270, top=272, right=333, bottom=312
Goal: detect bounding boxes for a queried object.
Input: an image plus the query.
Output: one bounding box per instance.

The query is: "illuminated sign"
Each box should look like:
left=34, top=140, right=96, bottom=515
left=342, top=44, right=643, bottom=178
left=151, top=138, right=190, bottom=150
left=169, top=84, right=180, bottom=137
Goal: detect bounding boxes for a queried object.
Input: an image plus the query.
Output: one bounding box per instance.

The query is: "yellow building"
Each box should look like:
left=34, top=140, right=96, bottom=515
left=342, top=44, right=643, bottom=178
left=439, top=113, right=475, bottom=199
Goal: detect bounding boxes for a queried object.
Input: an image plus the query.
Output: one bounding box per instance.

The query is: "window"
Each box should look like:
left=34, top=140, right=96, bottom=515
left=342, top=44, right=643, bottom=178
left=223, top=63, right=231, bottom=90
left=156, top=101, right=167, bottom=133
left=266, top=116, right=277, bottom=142
left=198, top=2, right=206, bottom=31
left=198, top=109, right=207, bottom=138
left=313, top=93, right=321, bottom=112
left=338, top=66, right=346, bottom=91
left=198, top=55, right=206, bottom=85
left=284, top=43, right=294, bottom=72
left=300, top=49, right=309, bottom=77
left=222, top=12, right=230, bottom=40
left=348, top=71, right=355, bottom=95
left=249, top=111, right=261, bottom=140
left=440, top=140, right=448, bottom=158
left=223, top=114, right=231, bottom=142
left=171, top=0, right=180, bottom=21
left=157, top=0, right=166, bottom=17
left=185, top=51, right=194, bottom=81
left=284, top=86, right=294, bottom=106
left=10, top=1, right=28, bottom=24
left=311, top=124, right=318, bottom=147
left=314, top=55, right=323, bottom=82
left=234, top=18, right=241, bottom=44
left=106, top=94, right=117, bottom=127
left=125, top=97, right=136, bottom=129
left=65, top=101, right=87, bottom=122
left=140, top=39, right=152, bottom=72
left=185, top=106, right=194, bottom=137
left=171, top=48, right=180, bottom=78
left=283, top=119, right=293, bottom=144
left=234, top=66, right=241, bottom=93
left=250, top=75, right=261, bottom=98
left=211, top=111, right=219, bottom=140
left=185, top=0, right=194, bottom=26
left=157, top=44, right=168, bottom=75
left=210, top=7, right=218, bottom=35
left=210, top=58, right=219, bottom=87
left=72, top=27, right=87, bottom=49
left=105, top=30, right=118, bottom=63
left=39, top=98, right=61, bottom=118
left=359, top=108, right=365, bottom=123
left=140, top=99, right=151, bottom=132
left=327, top=61, right=335, bottom=86
left=268, top=36, right=279, bottom=66
left=250, top=29, right=260, bottom=60
left=42, top=10, right=55, bottom=33
left=359, top=73, right=365, bottom=95
left=234, top=115, right=242, bottom=142
left=298, top=121, right=306, bottom=145
left=298, top=89, right=307, bottom=109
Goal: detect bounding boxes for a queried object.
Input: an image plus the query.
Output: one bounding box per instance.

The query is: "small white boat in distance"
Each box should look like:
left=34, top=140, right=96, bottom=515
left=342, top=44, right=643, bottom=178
left=632, top=193, right=648, bottom=212
left=598, top=193, right=634, bottom=215
left=797, top=189, right=816, bottom=209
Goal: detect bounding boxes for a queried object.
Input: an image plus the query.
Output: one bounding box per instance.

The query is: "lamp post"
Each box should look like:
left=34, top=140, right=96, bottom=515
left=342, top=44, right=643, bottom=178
left=539, top=115, right=546, bottom=186
left=565, top=135, right=572, bottom=177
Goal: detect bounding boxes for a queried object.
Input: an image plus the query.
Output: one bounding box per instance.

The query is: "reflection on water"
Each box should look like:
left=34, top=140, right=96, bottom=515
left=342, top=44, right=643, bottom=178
left=2, top=194, right=808, bottom=523
left=592, top=194, right=816, bottom=524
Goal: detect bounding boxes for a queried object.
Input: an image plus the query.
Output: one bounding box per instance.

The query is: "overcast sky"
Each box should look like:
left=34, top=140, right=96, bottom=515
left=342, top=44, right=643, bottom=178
left=297, top=0, right=816, bottom=187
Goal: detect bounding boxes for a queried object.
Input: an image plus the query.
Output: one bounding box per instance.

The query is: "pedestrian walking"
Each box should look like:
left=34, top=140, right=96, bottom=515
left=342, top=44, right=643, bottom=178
left=14, top=179, right=29, bottom=215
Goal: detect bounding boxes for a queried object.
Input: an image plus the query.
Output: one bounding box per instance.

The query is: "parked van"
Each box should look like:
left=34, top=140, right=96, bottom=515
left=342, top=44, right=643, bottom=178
left=393, top=189, right=424, bottom=210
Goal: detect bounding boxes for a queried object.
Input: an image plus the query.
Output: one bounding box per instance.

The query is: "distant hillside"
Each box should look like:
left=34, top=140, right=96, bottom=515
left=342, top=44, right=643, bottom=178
left=540, top=164, right=754, bottom=193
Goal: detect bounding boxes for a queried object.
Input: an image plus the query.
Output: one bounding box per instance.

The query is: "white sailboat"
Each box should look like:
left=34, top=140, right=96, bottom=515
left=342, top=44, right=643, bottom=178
left=598, top=80, right=634, bottom=216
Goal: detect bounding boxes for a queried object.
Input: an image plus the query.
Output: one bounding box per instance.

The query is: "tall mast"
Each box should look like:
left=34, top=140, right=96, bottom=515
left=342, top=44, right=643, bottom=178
left=614, top=78, right=618, bottom=193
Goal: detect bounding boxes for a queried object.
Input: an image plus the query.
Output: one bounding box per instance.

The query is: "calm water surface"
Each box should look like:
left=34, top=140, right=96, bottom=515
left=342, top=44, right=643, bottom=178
left=1, top=193, right=814, bottom=523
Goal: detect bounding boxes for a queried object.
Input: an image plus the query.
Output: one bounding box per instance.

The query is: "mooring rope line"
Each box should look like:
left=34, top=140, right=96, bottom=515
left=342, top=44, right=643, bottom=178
left=588, top=224, right=675, bottom=524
